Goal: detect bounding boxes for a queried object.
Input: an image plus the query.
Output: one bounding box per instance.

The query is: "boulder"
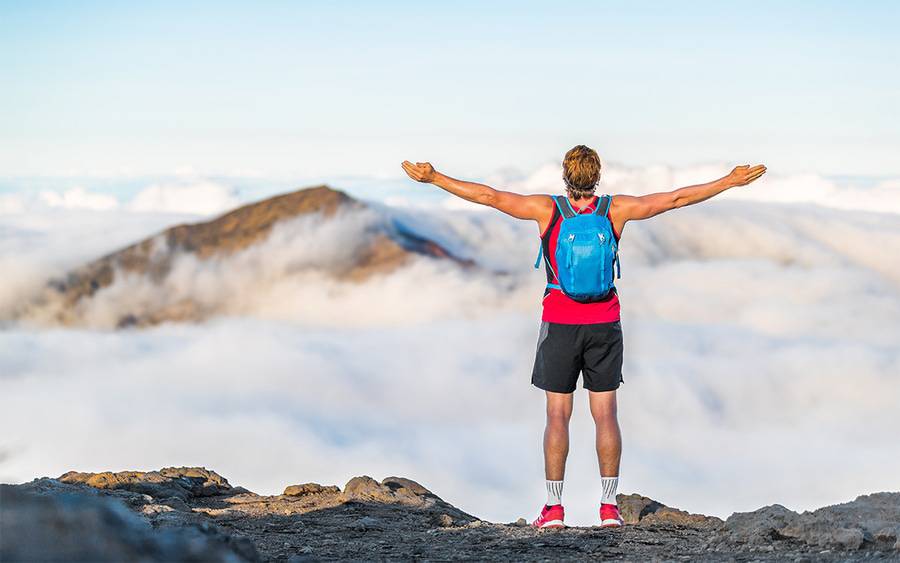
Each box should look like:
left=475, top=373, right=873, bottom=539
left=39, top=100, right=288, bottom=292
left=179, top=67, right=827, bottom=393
left=283, top=483, right=341, bottom=497
left=382, top=476, right=433, bottom=496
left=341, top=475, right=437, bottom=507
left=721, top=504, right=800, bottom=545
left=617, top=493, right=723, bottom=527
left=338, top=475, right=476, bottom=525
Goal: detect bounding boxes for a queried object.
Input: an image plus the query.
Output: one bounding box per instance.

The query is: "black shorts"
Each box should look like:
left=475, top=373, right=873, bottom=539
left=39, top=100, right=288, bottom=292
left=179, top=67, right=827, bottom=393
left=531, top=320, right=624, bottom=393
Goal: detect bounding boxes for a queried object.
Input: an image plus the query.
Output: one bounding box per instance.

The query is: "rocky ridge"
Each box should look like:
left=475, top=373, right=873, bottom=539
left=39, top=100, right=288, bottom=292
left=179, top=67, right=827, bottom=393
left=2, top=467, right=899, bottom=561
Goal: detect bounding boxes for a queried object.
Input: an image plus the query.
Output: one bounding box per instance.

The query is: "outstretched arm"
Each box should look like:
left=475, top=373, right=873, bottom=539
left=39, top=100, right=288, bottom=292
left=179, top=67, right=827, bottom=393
left=401, top=160, right=553, bottom=227
left=613, top=164, right=766, bottom=230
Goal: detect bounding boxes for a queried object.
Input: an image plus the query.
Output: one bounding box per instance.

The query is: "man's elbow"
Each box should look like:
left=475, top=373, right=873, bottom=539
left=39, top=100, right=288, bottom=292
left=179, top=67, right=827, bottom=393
left=671, top=192, right=689, bottom=209
left=474, top=188, right=497, bottom=207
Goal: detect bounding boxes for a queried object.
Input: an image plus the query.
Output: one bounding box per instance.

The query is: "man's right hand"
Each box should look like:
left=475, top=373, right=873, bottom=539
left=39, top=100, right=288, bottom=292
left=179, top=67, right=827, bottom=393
left=726, top=164, right=767, bottom=187
left=401, top=161, right=437, bottom=183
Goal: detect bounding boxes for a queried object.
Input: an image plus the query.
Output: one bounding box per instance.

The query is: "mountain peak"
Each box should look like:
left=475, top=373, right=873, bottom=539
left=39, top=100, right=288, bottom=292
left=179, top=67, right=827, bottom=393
left=19, top=185, right=472, bottom=328
left=158, top=184, right=359, bottom=259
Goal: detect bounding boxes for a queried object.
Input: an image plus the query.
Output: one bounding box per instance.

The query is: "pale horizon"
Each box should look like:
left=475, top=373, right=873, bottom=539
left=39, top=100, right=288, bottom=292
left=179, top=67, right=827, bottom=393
left=2, top=1, right=899, bottom=179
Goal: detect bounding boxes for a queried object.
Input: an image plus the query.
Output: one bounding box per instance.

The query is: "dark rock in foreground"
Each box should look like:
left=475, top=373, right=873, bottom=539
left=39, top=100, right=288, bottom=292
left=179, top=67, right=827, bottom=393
left=2, top=467, right=899, bottom=562
left=0, top=477, right=258, bottom=562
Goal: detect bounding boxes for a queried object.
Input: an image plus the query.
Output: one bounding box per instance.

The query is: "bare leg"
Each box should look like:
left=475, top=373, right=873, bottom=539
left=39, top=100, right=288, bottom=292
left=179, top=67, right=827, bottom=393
left=588, top=389, right=621, bottom=476
left=543, top=391, right=574, bottom=480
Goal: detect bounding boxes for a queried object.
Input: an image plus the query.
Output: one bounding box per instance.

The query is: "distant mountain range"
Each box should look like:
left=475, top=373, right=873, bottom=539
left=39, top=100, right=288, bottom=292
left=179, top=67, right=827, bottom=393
left=17, top=185, right=472, bottom=328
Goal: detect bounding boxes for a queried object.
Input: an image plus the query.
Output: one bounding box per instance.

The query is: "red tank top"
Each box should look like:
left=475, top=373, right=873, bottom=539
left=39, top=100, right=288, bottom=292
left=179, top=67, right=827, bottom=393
left=539, top=195, right=621, bottom=324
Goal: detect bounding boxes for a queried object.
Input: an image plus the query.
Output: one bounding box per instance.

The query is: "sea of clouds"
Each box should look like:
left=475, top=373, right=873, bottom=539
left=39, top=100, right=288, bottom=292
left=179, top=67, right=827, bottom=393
left=1, top=162, right=899, bottom=526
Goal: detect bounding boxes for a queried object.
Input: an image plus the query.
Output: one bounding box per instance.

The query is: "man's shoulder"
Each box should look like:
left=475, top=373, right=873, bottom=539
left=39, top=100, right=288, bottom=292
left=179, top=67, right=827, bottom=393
left=527, top=194, right=558, bottom=214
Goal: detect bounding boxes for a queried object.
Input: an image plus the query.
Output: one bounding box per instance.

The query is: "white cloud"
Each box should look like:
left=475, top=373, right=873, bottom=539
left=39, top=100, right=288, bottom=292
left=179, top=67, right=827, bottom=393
left=0, top=209, right=199, bottom=319
left=0, top=194, right=25, bottom=215
left=38, top=187, right=119, bottom=211
left=128, top=180, right=240, bottom=215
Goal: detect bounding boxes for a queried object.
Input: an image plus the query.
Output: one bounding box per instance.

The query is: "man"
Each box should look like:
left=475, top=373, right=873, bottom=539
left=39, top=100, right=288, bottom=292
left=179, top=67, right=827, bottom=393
left=401, top=146, right=766, bottom=528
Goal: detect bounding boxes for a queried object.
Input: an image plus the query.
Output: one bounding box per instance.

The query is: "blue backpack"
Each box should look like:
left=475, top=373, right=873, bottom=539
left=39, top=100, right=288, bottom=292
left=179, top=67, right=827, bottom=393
left=533, top=194, right=621, bottom=302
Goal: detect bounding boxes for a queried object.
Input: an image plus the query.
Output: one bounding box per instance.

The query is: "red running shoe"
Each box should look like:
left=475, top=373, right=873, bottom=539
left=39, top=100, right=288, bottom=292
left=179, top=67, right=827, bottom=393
left=531, top=504, right=565, bottom=528
left=600, top=503, right=624, bottom=527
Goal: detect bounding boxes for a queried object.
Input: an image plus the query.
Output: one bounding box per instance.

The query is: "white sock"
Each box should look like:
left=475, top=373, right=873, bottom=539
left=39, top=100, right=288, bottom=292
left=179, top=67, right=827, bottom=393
left=546, top=480, right=563, bottom=506
left=601, top=476, right=618, bottom=505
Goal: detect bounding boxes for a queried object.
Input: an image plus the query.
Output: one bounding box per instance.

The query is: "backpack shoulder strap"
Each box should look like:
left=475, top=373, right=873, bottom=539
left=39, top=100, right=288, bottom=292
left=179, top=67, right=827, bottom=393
left=553, top=195, right=577, bottom=219
left=593, top=194, right=612, bottom=216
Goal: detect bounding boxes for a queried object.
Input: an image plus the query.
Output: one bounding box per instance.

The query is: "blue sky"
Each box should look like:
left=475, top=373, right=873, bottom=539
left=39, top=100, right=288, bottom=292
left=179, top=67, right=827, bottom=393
left=2, top=1, right=898, bottom=179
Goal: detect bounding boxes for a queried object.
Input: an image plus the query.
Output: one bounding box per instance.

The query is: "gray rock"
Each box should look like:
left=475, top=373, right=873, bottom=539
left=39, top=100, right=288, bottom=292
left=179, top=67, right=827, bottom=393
left=0, top=481, right=258, bottom=562
left=352, top=516, right=383, bottom=530
left=830, top=527, right=864, bottom=549
left=141, top=503, right=175, bottom=515
left=719, top=492, right=900, bottom=552
left=722, top=504, right=800, bottom=545
left=874, top=525, right=899, bottom=542
left=158, top=496, right=191, bottom=511
left=780, top=492, right=900, bottom=550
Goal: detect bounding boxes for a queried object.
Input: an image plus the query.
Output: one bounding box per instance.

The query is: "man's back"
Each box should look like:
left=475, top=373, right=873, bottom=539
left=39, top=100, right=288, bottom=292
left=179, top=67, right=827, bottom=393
left=537, top=194, right=621, bottom=325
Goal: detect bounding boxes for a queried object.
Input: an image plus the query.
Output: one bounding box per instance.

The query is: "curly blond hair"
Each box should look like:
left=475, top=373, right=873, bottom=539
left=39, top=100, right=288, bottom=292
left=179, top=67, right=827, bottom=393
left=562, top=145, right=602, bottom=199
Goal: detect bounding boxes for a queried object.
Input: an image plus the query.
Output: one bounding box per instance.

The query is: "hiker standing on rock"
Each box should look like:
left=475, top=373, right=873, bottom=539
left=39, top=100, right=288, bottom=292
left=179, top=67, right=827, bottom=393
left=402, top=147, right=766, bottom=528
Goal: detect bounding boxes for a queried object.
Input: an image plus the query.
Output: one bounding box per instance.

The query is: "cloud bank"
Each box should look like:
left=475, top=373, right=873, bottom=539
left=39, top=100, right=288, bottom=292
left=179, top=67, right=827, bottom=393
left=2, top=179, right=239, bottom=217
left=127, top=180, right=240, bottom=215
left=2, top=167, right=899, bottom=527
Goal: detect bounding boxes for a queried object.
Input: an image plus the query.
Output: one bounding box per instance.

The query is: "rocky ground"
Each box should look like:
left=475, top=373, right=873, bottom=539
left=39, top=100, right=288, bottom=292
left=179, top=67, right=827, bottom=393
left=2, top=467, right=899, bottom=562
